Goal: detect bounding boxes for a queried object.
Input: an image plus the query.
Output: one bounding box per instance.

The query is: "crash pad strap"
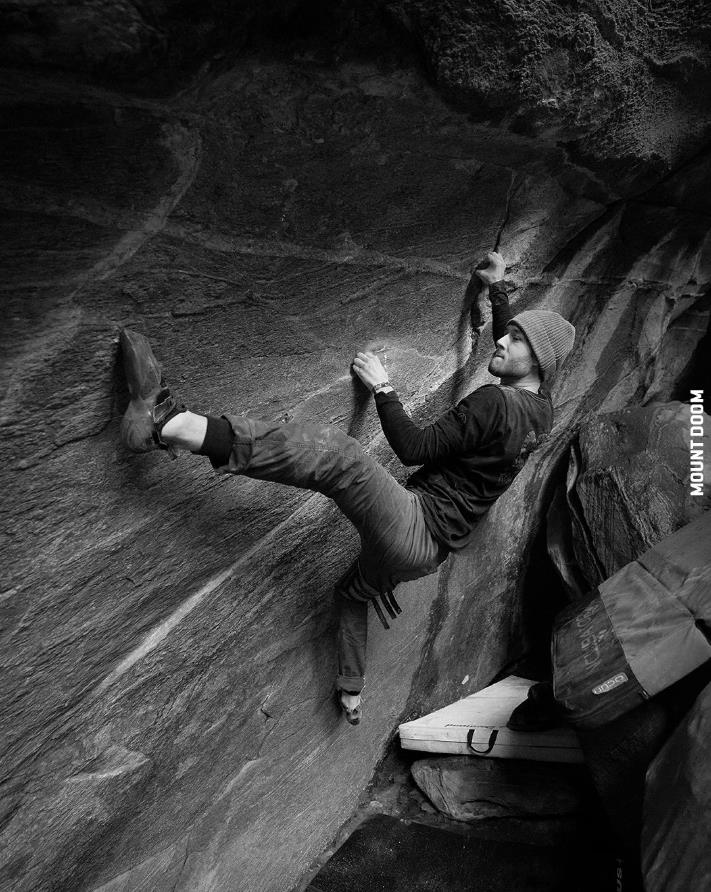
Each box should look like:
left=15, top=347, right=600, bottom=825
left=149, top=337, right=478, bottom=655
left=467, top=728, right=499, bottom=755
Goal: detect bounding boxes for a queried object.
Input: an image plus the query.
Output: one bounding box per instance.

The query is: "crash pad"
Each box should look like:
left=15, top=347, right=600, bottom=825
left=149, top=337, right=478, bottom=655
left=399, top=676, right=583, bottom=763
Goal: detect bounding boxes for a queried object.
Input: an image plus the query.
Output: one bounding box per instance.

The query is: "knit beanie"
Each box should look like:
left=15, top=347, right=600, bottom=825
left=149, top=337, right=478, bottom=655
left=510, top=310, right=575, bottom=382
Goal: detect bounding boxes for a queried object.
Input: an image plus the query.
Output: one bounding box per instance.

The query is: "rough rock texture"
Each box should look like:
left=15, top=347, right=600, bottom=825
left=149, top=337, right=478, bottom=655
left=411, top=757, right=584, bottom=821
left=391, top=0, right=711, bottom=185
left=3, top=0, right=710, bottom=180
left=642, top=680, right=711, bottom=892
left=568, top=403, right=711, bottom=585
left=1, top=18, right=710, bottom=892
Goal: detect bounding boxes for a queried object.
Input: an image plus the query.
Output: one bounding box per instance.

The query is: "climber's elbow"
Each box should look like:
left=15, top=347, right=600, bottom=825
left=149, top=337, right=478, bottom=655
left=393, top=439, right=429, bottom=467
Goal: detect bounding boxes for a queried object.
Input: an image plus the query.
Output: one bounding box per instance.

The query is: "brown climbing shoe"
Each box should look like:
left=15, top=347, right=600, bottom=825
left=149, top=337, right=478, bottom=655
left=119, top=329, right=182, bottom=456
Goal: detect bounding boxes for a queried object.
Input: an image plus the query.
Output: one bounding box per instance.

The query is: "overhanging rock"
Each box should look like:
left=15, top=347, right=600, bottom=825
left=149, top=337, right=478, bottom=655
left=1, top=23, right=710, bottom=892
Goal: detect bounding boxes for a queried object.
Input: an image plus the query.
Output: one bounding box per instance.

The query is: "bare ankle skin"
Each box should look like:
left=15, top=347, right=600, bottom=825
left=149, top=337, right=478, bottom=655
left=161, top=410, right=208, bottom=451
left=340, top=691, right=361, bottom=708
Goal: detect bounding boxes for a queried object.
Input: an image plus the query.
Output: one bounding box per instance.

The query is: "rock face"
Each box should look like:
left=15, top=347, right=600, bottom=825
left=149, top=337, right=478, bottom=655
left=1, top=9, right=710, bottom=892
left=568, top=403, right=711, bottom=586
left=411, top=757, right=584, bottom=821
left=3, top=0, right=710, bottom=179
left=0, top=0, right=303, bottom=85
left=642, top=680, right=711, bottom=892
left=390, top=0, right=711, bottom=186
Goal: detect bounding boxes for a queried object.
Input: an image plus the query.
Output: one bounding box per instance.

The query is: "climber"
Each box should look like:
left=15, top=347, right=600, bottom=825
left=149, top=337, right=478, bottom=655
left=119, top=252, right=575, bottom=726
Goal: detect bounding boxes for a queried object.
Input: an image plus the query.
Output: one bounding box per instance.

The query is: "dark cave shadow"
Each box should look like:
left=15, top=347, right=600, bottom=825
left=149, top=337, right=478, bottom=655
left=345, top=372, right=374, bottom=441
left=416, top=271, right=486, bottom=423
left=454, top=271, right=485, bottom=398
left=670, top=288, right=711, bottom=399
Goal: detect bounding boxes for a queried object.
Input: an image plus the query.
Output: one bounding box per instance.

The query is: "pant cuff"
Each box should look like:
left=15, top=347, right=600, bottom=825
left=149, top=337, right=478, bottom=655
left=336, top=674, right=364, bottom=694
left=196, top=415, right=234, bottom=467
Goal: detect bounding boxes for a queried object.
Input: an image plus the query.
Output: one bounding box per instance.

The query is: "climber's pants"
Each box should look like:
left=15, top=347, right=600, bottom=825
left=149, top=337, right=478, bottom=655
left=218, top=415, right=447, bottom=693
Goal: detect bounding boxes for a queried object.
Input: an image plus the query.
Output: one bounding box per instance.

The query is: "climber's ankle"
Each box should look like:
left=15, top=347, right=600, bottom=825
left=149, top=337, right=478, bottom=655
left=161, top=410, right=208, bottom=451
left=340, top=691, right=361, bottom=707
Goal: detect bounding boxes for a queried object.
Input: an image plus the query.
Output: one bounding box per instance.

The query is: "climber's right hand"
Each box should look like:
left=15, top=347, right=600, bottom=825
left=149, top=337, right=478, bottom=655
left=474, top=251, right=506, bottom=287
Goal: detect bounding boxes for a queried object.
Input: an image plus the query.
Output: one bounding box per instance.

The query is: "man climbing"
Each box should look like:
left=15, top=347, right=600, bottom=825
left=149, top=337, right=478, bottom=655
left=119, top=252, right=575, bottom=725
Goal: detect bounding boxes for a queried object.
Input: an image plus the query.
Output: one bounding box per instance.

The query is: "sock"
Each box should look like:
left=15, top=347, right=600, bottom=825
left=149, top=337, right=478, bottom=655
left=196, top=415, right=234, bottom=466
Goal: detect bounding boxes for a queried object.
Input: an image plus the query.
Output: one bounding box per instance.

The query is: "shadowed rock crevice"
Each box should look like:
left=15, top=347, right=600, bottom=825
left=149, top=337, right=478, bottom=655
left=669, top=295, right=711, bottom=400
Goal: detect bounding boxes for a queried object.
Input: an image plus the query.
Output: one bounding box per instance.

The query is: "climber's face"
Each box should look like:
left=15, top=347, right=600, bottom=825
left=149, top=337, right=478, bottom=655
left=488, top=323, right=538, bottom=381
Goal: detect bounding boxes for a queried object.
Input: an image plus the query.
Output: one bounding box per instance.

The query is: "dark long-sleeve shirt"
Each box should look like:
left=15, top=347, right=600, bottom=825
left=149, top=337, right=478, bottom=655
left=375, top=282, right=553, bottom=550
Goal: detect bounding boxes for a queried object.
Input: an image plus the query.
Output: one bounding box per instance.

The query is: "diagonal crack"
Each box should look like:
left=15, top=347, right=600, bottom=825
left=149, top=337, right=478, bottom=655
left=494, top=170, right=519, bottom=251
left=166, top=836, right=193, bottom=892
left=75, top=123, right=202, bottom=293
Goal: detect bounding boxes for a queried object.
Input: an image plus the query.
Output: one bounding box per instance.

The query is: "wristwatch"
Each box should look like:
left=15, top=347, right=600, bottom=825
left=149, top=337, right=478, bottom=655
left=372, top=381, right=391, bottom=394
